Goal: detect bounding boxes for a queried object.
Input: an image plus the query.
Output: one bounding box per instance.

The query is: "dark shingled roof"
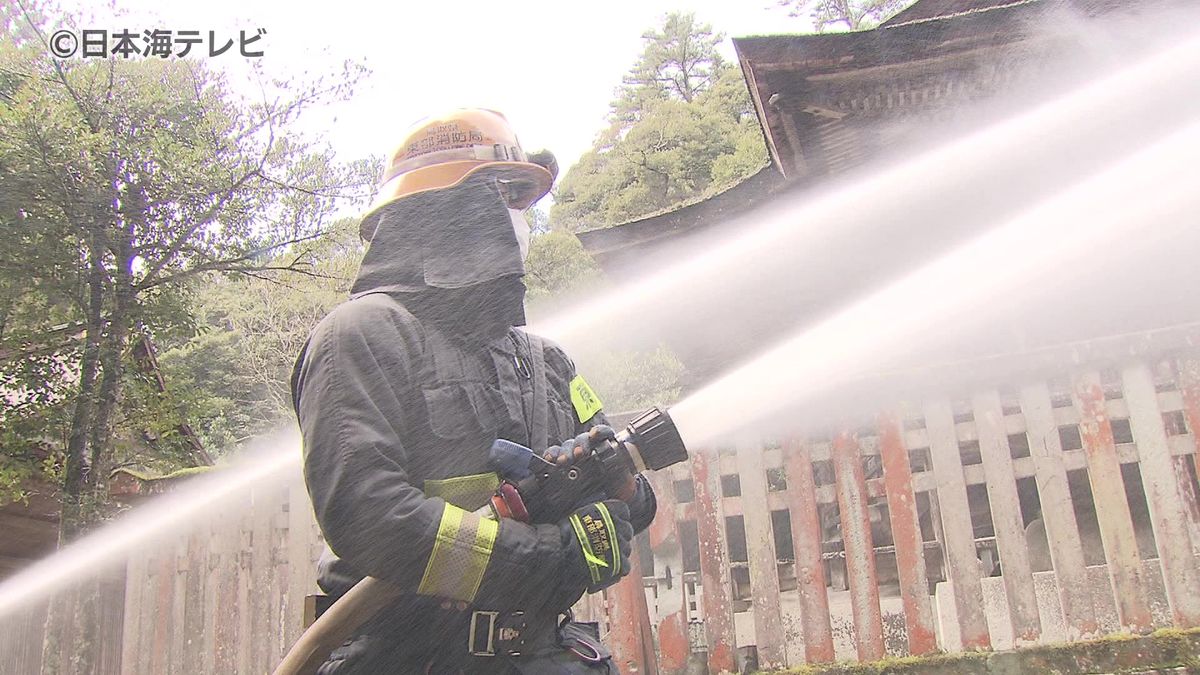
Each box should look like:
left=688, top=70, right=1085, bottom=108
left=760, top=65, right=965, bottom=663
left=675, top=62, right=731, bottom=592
left=576, top=0, right=1200, bottom=386
left=882, top=0, right=1036, bottom=27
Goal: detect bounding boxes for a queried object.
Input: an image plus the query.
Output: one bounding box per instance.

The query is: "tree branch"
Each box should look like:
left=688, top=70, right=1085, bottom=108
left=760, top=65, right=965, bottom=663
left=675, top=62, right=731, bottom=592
left=134, top=229, right=334, bottom=291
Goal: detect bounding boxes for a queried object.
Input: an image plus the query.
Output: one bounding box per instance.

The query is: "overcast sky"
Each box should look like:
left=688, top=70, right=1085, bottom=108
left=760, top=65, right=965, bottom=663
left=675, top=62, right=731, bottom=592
left=54, top=0, right=814, bottom=179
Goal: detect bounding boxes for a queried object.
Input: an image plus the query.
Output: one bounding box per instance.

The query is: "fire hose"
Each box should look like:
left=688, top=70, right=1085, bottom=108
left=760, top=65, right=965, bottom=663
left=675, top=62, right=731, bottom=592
left=272, top=406, right=688, bottom=675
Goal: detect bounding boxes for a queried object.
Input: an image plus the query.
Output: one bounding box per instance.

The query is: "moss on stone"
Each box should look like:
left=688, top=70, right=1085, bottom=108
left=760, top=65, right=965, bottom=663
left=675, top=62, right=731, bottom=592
left=771, top=627, right=1200, bottom=674
left=111, top=465, right=216, bottom=483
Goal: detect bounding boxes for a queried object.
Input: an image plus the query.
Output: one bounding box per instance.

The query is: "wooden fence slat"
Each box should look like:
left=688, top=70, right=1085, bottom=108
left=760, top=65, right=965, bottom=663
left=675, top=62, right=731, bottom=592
left=924, top=399, right=991, bottom=650
left=6, top=598, right=48, bottom=675
left=271, top=488, right=290, bottom=667
left=691, top=450, right=738, bottom=674
left=201, top=494, right=222, bottom=675
left=120, top=552, right=146, bottom=675
left=1178, top=355, right=1200, bottom=550
left=183, top=526, right=205, bottom=671
left=973, top=390, right=1041, bottom=644
left=783, top=439, right=835, bottom=663
left=285, top=480, right=314, bottom=652
left=646, top=471, right=691, bottom=672
left=736, top=440, right=787, bottom=668
left=250, top=489, right=272, bottom=675
left=98, top=568, right=127, bottom=675
left=150, top=548, right=174, bottom=674
left=136, top=552, right=153, bottom=675
left=170, top=533, right=188, bottom=674
left=214, top=494, right=239, bottom=674
left=877, top=413, right=938, bottom=655
left=1180, top=356, right=1200, bottom=459
left=831, top=430, right=885, bottom=660
left=1121, top=363, right=1200, bottom=626
left=608, top=550, right=659, bottom=675
left=1021, top=381, right=1099, bottom=638
left=1172, top=453, right=1200, bottom=555
left=236, top=500, right=253, bottom=674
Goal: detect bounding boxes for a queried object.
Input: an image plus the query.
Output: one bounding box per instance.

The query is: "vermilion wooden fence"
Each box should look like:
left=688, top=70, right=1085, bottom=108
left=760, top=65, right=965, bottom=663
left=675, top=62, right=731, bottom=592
left=596, top=347, right=1200, bottom=673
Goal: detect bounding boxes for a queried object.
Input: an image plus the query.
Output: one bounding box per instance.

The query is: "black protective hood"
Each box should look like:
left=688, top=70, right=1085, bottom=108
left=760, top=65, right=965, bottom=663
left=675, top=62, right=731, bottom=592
left=351, top=177, right=526, bottom=295
left=350, top=177, right=528, bottom=340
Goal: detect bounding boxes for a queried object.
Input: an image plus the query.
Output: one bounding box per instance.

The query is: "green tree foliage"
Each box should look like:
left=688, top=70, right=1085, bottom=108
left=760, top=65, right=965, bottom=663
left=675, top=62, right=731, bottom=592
left=0, top=5, right=374, bottom=668
left=524, top=229, right=602, bottom=303
left=584, top=345, right=685, bottom=415
left=550, top=12, right=768, bottom=232
left=0, top=5, right=375, bottom=526
left=612, top=12, right=727, bottom=124
left=780, top=0, right=918, bottom=31
left=157, top=219, right=364, bottom=456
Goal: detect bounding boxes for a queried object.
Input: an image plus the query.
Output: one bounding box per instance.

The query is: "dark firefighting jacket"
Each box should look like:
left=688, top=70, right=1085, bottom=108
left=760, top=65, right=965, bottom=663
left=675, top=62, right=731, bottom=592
left=290, top=288, right=656, bottom=672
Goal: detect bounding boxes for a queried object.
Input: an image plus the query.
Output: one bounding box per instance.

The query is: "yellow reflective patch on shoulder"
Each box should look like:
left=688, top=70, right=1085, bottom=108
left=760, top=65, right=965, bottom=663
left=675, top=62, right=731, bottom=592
left=569, top=375, right=604, bottom=423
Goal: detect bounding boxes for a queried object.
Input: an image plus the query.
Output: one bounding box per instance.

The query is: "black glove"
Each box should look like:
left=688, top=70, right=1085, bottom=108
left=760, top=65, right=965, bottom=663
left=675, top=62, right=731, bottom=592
left=559, top=499, right=633, bottom=594
left=542, top=425, right=617, bottom=466
left=544, top=425, right=638, bottom=503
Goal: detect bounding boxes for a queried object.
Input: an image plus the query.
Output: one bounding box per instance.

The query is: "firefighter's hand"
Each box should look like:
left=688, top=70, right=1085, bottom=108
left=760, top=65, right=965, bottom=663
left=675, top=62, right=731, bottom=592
left=543, top=426, right=637, bottom=502
left=558, top=499, right=633, bottom=595
left=542, top=425, right=615, bottom=465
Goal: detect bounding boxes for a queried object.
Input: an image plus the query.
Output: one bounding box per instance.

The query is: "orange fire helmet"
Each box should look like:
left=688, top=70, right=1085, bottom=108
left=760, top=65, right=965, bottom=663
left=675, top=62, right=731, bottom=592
left=359, top=108, right=557, bottom=241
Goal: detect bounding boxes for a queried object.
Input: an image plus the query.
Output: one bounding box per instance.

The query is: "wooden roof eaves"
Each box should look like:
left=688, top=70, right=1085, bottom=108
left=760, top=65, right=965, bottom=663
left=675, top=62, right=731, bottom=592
left=736, top=44, right=787, bottom=178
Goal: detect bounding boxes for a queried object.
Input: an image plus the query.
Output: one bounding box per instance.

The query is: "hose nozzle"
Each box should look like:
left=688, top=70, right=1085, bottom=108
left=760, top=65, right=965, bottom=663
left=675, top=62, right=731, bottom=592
left=620, top=406, right=688, bottom=472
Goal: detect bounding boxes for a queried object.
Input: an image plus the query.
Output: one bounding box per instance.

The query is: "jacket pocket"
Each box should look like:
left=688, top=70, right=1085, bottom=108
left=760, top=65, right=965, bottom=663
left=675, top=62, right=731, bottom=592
left=422, top=384, right=486, bottom=440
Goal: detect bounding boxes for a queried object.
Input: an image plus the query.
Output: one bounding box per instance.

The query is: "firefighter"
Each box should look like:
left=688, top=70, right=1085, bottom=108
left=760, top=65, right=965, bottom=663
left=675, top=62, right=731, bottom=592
left=290, top=108, right=657, bottom=674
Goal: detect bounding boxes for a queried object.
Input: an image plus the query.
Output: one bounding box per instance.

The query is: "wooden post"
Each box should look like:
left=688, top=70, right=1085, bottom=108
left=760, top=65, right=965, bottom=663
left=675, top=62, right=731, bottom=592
left=249, top=487, right=273, bottom=674
left=1121, top=363, right=1200, bottom=626
left=285, top=480, right=316, bottom=652
left=170, top=537, right=187, bottom=674
left=646, top=471, right=691, bottom=673
left=182, top=526, right=206, bottom=669
left=120, top=551, right=146, bottom=674
left=1179, top=355, right=1200, bottom=463
left=877, top=413, right=937, bottom=655
left=607, top=553, right=658, bottom=675
left=149, top=548, right=174, bottom=674
left=924, top=399, right=991, bottom=650
left=831, top=430, right=885, bottom=660
left=691, top=451, right=737, bottom=674
left=972, top=390, right=1041, bottom=644
left=1021, top=381, right=1100, bottom=638
left=736, top=440, right=787, bottom=668
left=235, top=500, right=253, bottom=674
left=213, top=493, right=239, bottom=673
left=783, top=438, right=836, bottom=663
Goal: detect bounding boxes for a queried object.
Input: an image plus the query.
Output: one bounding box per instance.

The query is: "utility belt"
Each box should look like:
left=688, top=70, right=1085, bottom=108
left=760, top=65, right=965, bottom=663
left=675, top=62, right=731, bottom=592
left=425, top=607, right=610, bottom=673
left=311, top=595, right=612, bottom=674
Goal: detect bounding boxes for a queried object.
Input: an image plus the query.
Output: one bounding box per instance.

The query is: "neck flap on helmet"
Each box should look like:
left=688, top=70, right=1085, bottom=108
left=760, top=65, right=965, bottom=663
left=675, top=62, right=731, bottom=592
left=351, top=176, right=526, bottom=294
left=350, top=176, right=529, bottom=337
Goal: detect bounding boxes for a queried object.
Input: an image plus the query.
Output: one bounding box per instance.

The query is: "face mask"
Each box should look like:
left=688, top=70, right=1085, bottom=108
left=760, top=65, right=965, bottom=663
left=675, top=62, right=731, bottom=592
left=509, top=208, right=531, bottom=262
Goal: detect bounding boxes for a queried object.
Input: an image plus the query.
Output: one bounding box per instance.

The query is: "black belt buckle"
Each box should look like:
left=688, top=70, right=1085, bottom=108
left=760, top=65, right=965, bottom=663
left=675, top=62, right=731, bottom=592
left=468, top=610, right=526, bottom=657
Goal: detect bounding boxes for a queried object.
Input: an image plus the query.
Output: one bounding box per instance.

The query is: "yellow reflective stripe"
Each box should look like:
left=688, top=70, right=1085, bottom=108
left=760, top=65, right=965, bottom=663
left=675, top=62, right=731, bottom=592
left=569, top=513, right=602, bottom=584
left=417, top=503, right=496, bottom=602
left=569, top=375, right=604, bottom=423
left=423, top=472, right=501, bottom=510
left=465, top=516, right=498, bottom=602
left=597, top=502, right=621, bottom=577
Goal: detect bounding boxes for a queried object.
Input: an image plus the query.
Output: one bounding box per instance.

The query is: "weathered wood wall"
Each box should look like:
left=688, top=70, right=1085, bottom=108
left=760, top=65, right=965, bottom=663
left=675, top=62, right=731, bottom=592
left=118, top=480, right=323, bottom=675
